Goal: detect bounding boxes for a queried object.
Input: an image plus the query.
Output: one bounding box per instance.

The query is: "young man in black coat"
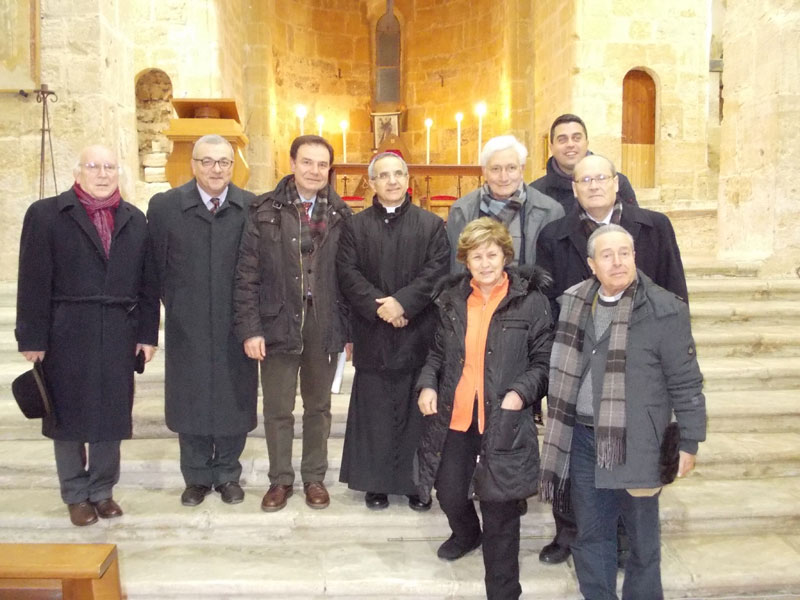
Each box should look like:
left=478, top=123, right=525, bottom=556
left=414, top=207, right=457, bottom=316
left=531, top=114, right=638, bottom=214
left=336, top=151, right=450, bottom=511
left=535, top=154, right=688, bottom=565
left=16, top=145, right=159, bottom=526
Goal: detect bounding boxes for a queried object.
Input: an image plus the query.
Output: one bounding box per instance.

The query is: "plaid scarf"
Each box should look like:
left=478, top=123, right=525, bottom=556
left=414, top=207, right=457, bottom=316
left=479, top=183, right=524, bottom=227
left=73, top=182, right=121, bottom=258
left=286, top=177, right=329, bottom=255
left=578, top=200, right=623, bottom=238
left=539, top=275, right=637, bottom=511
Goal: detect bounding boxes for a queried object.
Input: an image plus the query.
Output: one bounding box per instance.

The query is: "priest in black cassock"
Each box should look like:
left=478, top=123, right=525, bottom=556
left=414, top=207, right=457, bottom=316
left=337, top=151, right=450, bottom=511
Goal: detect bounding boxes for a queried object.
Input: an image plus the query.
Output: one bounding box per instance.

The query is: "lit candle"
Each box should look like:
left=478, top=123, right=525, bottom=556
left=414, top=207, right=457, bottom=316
left=340, top=120, right=349, bottom=164
left=296, top=105, right=307, bottom=136
left=455, top=112, right=463, bottom=165
left=475, top=102, right=487, bottom=164
left=316, top=114, right=324, bottom=137
left=425, top=118, right=433, bottom=165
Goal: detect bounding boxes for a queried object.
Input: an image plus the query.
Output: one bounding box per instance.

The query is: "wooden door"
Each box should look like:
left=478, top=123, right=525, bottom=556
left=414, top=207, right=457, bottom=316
left=622, top=70, right=656, bottom=188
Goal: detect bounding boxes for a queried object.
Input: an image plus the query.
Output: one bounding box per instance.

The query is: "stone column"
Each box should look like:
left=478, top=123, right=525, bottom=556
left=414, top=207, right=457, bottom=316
left=717, top=0, right=800, bottom=276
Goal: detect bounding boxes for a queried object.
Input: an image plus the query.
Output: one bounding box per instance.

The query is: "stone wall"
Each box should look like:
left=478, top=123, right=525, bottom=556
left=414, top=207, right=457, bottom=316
left=717, top=0, right=800, bottom=276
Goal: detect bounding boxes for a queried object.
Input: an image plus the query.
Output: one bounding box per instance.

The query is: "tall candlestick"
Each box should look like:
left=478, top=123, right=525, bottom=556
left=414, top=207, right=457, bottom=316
left=475, top=102, right=487, bottom=164
left=340, top=120, right=348, bottom=164
left=425, top=118, right=433, bottom=165
left=455, top=112, right=463, bottom=165
left=316, top=115, right=324, bottom=137
left=296, top=105, right=307, bottom=136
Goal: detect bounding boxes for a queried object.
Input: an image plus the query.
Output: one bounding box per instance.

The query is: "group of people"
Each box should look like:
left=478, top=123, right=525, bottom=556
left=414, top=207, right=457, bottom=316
left=16, top=113, right=706, bottom=599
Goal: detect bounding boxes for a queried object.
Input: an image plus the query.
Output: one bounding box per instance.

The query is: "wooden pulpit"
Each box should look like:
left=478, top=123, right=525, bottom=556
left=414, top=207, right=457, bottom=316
left=163, top=98, right=250, bottom=189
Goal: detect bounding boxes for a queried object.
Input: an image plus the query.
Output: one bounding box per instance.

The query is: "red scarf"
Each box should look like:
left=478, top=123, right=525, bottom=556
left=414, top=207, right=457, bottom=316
left=73, top=182, right=121, bottom=258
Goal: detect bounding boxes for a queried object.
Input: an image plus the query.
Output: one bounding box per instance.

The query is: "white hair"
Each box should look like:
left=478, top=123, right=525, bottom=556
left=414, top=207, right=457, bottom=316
left=479, top=135, right=528, bottom=168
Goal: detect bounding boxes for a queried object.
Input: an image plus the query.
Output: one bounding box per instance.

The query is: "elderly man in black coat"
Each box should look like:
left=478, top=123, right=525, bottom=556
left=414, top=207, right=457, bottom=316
left=337, top=151, right=450, bottom=511
left=147, top=134, right=258, bottom=507
left=535, top=154, right=688, bottom=565
left=16, top=145, right=159, bottom=527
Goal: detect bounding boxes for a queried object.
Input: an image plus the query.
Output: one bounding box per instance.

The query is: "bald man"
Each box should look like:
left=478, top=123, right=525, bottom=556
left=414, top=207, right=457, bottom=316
left=16, top=145, right=159, bottom=526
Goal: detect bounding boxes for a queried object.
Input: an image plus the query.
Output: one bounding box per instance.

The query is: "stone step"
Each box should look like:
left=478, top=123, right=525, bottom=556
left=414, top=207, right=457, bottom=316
left=699, top=357, right=800, bottom=391
left=0, top=430, right=797, bottom=491
left=694, top=325, right=800, bottom=358
left=687, top=278, right=800, bottom=301
left=0, top=477, right=797, bottom=543
left=690, top=300, right=800, bottom=326
left=680, top=259, right=761, bottom=278
left=704, top=389, right=800, bottom=433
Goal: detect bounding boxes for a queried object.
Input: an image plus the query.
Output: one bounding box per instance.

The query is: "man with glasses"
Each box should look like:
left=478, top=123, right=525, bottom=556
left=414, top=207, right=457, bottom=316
left=16, top=145, right=159, bottom=526
left=337, top=151, right=449, bottom=511
left=447, top=135, right=563, bottom=274
left=534, top=154, right=687, bottom=565
left=147, top=134, right=258, bottom=508
left=531, top=114, right=638, bottom=213
left=233, top=135, right=351, bottom=512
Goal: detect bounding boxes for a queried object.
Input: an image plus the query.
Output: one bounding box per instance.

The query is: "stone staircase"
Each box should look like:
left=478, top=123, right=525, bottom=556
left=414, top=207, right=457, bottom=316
left=1, top=273, right=800, bottom=599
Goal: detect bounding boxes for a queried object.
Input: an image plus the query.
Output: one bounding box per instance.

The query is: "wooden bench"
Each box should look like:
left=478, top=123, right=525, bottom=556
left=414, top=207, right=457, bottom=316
left=0, top=543, right=121, bottom=600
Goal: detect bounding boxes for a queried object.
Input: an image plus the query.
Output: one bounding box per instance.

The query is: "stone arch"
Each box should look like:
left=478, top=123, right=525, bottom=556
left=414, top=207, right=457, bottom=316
left=135, top=68, right=173, bottom=182
left=622, top=68, right=657, bottom=187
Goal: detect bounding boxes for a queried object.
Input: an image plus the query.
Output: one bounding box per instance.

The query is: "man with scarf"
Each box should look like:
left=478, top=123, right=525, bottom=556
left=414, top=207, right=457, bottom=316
left=16, top=145, right=159, bottom=526
left=148, top=134, right=258, bottom=508
left=540, top=223, right=705, bottom=599
left=530, top=114, right=638, bottom=214
left=336, top=151, right=450, bottom=511
left=446, top=134, right=563, bottom=274
left=535, top=154, right=688, bottom=565
left=233, top=135, right=351, bottom=512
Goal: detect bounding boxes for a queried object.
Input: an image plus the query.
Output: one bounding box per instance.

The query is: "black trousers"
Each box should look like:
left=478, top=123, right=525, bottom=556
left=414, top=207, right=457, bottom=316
left=178, top=433, right=247, bottom=488
left=435, top=423, right=522, bottom=600
left=53, top=439, right=120, bottom=504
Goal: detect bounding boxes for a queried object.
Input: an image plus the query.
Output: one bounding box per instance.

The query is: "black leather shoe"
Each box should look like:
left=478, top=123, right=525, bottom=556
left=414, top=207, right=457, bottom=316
left=365, top=492, right=389, bottom=510
left=181, top=485, right=212, bottom=507
left=517, top=498, right=528, bottom=516
left=407, top=494, right=432, bottom=512
left=216, top=481, right=245, bottom=504
left=539, top=541, right=571, bottom=564
left=437, top=533, right=482, bottom=561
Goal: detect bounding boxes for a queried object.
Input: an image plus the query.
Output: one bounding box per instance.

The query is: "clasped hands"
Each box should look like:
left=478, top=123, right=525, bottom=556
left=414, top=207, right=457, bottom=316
left=376, top=296, right=407, bottom=328
left=418, top=388, right=524, bottom=416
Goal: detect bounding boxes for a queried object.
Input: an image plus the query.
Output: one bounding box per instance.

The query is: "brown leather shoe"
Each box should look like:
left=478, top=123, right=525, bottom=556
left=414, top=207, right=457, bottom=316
left=68, top=501, right=98, bottom=527
left=304, top=481, right=330, bottom=509
left=261, top=484, right=293, bottom=512
left=93, top=498, right=123, bottom=519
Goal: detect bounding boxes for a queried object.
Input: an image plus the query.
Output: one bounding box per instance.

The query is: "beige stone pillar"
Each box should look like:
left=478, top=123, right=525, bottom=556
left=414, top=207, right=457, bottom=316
left=717, top=0, right=800, bottom=276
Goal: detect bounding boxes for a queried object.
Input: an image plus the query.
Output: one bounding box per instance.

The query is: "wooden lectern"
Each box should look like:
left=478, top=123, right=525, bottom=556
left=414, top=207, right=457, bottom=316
left=163, top=98, right=250, bottom=189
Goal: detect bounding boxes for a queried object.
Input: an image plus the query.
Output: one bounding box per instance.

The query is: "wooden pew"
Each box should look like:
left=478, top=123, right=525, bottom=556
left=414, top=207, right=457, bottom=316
left=0, top=543, right=121, bottom=600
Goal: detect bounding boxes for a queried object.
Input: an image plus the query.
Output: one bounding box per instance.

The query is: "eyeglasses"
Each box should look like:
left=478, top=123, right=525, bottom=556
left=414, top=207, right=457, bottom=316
left=372, top=170, right=408, bottom=182
left=486, top=164, right=521, bottom=176
left=82, top=162, right=120, bottom=174
left=575, top=174, right=615, bottom=186
left=193, top=157, right=234, bottom=169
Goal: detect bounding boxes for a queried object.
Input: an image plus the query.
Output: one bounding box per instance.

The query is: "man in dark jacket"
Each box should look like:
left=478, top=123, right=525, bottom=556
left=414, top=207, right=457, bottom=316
left=535, top=154, right=688, bottom=565
left=531, top=114, right=637, bottom=213
left=147, top=134, right=258, bottom=508
left=233, top=135, right=351, bottom=512
left=337, top=151, right=450, bottom=511
left=540, top=224, right=705, bottom=599
left=16, top=145, right=159, bottom=526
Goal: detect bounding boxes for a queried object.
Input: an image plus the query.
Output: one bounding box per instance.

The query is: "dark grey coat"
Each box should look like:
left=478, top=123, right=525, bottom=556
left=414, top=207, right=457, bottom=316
left=16, top=189, right=160, bottom=441
left=414, top=266, right=554, bottom=504
left=558, top=271, right=706, bottom=489
left=147, top=180, right=258, bottom=436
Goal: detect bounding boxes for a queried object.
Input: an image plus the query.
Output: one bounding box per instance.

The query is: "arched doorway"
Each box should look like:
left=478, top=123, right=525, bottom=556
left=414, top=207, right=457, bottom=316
left=621, top=69, right=656, bottom=188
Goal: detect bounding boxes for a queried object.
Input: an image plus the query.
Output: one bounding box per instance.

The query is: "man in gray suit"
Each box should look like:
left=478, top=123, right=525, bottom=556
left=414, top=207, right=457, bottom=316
left=147, top=134, right=258, bottom=507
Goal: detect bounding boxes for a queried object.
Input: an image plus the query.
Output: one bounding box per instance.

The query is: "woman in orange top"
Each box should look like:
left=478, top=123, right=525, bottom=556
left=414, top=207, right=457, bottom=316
left=416, top=218, right=553, bottom=600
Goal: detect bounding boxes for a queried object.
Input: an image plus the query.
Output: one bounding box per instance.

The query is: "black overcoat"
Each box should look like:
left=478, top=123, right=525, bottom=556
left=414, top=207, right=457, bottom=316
left=15, top=189, right=160, bottom=441
left=336, top=196, right=450, bottom=371
left=147, top=180, right=258, bottom=435
left=535, top=203, right=688, bottom=318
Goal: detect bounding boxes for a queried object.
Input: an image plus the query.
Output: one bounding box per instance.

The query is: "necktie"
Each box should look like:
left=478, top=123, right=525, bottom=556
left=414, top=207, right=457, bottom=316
left=210, top=197, right=220, bottom=215
left=302, top=201, right=312, bottom=219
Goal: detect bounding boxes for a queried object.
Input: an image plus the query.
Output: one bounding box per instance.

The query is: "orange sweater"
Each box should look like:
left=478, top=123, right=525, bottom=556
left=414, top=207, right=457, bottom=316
left=450, top=273, right=509, bottom=434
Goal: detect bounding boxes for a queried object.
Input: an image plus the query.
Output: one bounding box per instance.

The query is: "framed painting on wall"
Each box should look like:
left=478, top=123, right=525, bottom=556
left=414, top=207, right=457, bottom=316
left=0, top=0, right=40, bottom=92
left=372, top=111, right=401, bottom=149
